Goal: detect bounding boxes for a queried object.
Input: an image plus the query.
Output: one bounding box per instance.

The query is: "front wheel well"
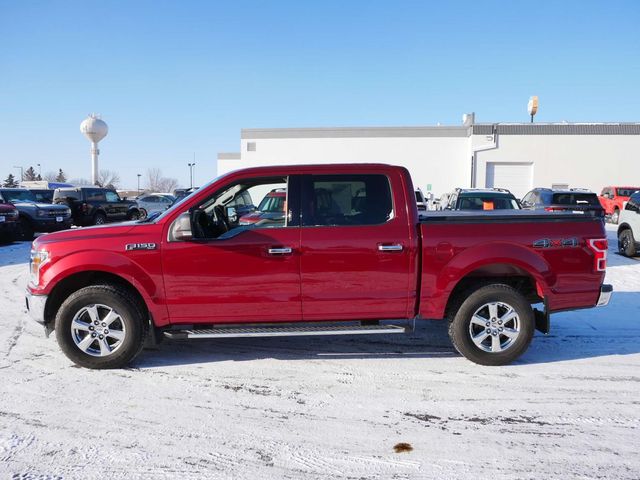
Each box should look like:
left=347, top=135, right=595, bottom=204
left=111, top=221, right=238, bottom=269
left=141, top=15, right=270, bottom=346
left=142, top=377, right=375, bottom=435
left=44, top=271, right=148, bottom=329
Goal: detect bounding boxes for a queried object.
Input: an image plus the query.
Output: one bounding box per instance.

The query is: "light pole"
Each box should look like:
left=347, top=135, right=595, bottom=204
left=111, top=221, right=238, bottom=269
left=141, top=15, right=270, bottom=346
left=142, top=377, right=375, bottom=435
left=13, top=165, right=23, bottom=183
left=188, top=162, right=196, bottom=189
left=137, top=174, right=141, bottom=193
left=37, top=163, right=41, bottom=176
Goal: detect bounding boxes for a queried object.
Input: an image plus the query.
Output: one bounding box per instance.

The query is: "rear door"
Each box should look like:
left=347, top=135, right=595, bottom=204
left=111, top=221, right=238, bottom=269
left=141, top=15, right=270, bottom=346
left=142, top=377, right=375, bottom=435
left=299, top=171, right=415, bottom=321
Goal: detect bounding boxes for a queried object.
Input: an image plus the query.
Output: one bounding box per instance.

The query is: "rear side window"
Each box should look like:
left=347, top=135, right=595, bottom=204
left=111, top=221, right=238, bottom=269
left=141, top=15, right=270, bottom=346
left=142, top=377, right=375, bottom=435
left=86, top=189, right=106, bottom=202
left=303, top=174, right=392, bottom=226
left=552, top=193, right=599, bottom=206
left=617, top=188, right=640, bottom=197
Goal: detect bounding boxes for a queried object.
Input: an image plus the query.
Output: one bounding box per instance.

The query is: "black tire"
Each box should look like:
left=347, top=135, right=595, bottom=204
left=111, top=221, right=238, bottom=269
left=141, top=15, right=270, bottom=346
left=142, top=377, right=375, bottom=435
left=618, top=229, right=637, bottom=257
left=94, top=212, right=107, bottom=225
left=54, top=284, right=148, bottom=369
left=448, top=284, right=535, bottom=366
left=16, top=217, right=34, bottom=241
left=127, top=209, right=141, bottom=221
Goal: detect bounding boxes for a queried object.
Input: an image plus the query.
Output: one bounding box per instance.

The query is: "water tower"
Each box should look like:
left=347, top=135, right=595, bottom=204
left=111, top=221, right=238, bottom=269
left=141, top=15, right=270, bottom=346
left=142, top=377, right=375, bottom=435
left=80, top=114, right=108, bottom=185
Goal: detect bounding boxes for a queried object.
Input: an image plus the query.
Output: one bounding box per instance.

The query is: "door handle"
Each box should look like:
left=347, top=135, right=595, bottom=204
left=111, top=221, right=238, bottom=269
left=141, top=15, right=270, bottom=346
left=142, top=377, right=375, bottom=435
left=378, top=244, right=403, bottom=252
left=268, top=247, right=293, bottom=255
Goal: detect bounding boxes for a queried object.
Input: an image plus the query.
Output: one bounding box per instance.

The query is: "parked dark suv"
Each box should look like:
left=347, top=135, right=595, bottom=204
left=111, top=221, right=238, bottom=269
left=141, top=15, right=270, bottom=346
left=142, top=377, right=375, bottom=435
left=53, top=187, right=142, bottom=226
left=521, top=188, right=604, bottom=218
left=0, top=188, right=72, bottom=240
left=443, top=188, right=521, bottom=211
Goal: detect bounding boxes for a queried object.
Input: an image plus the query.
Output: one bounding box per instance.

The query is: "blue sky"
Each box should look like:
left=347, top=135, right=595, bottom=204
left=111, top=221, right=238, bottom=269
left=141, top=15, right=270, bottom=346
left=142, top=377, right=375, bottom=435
left=1, top=0, right=639, bottom=188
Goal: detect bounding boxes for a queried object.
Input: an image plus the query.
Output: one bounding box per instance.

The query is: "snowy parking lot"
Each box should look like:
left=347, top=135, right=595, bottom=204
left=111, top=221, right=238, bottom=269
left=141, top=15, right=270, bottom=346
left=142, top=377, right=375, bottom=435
left=1, top=224, right=639, bottom=479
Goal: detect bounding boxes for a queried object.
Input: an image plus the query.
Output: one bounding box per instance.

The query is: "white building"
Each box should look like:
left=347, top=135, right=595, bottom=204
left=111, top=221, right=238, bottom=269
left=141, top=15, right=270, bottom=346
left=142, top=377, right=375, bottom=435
left=217, top=114, right=640, bottom=200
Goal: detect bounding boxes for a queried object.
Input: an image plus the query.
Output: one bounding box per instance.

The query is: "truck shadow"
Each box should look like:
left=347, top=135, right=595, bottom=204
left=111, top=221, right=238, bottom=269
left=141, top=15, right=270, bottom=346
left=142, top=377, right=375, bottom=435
left=133, top=292, right=640, bottom=368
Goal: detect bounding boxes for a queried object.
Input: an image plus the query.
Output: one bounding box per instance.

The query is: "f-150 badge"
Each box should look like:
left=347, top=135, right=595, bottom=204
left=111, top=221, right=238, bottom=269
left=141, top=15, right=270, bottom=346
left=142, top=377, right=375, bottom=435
left=125, top=243, right=157, bottom=251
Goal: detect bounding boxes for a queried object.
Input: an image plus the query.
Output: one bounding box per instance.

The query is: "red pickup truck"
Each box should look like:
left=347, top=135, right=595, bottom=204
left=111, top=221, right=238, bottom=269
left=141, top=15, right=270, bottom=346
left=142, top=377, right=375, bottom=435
left=599, top=186, right=640, bottom=224
left=26, top=164, right=612, bottom=369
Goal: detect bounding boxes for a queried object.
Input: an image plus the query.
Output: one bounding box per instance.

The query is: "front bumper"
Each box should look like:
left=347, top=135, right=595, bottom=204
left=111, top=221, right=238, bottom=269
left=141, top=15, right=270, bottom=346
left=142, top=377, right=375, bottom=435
left=25, top=290, right=47, bottom=325
left=34, top=218, right=72, bottom=232
left=596, top=284, right=613, bottom=307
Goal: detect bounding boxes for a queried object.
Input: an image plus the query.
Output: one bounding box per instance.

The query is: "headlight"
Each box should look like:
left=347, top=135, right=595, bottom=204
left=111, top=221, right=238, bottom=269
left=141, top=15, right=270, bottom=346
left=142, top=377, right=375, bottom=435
left=8, top=210, right=19, bottom=218
left=29, top=249, right=49, bottom=286
left=36, top=209, right=47, bottom=217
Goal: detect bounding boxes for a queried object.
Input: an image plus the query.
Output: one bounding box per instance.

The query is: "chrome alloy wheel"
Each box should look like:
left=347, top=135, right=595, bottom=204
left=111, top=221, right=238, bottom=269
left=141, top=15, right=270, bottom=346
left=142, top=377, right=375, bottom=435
left=70, top=304, right=127, bottom=357
left=468, top=301, right=520, bottom=353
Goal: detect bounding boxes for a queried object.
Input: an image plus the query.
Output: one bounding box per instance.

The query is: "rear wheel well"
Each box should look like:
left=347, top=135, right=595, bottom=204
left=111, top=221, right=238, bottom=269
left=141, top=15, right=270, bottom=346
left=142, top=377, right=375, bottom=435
left=44, top=271, right=148, bottom=329
left=445, top=265, right=542, bottom=319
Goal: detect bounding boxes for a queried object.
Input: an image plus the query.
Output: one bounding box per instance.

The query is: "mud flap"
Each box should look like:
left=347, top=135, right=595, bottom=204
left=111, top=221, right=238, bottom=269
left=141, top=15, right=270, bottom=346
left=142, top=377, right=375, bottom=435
left=534, top=299, right=550, bottom=334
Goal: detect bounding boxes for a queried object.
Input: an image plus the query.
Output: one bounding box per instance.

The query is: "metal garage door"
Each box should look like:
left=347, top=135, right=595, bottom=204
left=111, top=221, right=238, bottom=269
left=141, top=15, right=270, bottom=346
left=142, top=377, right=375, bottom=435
left=485, top=162, right=533, bottom=199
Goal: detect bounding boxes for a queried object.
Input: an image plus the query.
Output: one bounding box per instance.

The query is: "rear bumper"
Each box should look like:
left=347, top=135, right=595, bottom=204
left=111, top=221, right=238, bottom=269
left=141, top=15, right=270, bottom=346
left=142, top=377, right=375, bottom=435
left=596, top=284, right=613, bottom=307
left=25, top=290, right=47, bottom=325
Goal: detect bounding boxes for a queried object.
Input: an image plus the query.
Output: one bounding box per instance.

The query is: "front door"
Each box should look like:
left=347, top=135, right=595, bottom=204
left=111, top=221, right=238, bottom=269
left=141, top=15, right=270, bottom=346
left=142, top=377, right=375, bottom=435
left=299, top=172, right=415, bottom=321
left=161, top=175, right=302, bottom=324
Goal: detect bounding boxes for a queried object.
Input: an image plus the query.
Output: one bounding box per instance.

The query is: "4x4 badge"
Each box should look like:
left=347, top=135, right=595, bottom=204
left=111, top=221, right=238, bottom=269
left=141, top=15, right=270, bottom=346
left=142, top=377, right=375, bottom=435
left=125, top=243, right=157, bottom=251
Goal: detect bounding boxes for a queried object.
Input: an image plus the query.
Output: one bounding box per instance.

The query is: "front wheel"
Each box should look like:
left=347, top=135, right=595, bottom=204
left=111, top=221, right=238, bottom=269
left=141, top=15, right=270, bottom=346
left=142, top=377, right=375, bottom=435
left=16, top=217, right=34, bottom=241
left=94, top=212, right=107, bottom=225
left=55, top=285, right=147, bottom=369
left=618, top=229, right=637, bottom=257
left=448, top=284, right=535, bottom=366
left=127, top=209, right=141, bottom=221
left=611, top=208, right=620, bottom=224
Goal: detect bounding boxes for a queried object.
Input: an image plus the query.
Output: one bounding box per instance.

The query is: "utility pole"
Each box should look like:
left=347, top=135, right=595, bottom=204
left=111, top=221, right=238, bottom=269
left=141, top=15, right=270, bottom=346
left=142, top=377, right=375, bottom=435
left=188, top=162, right=196, bottom=189
left=137, top=173, right=141, bottom=193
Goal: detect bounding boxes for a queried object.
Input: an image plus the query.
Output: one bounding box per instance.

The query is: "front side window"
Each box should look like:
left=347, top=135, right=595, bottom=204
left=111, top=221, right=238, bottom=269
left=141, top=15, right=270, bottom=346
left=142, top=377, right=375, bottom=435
left=189, top=176, right=291, bottom=240
left=303, top=174, right=393, bottom=226
left=105, top=191, right=120, bottom=202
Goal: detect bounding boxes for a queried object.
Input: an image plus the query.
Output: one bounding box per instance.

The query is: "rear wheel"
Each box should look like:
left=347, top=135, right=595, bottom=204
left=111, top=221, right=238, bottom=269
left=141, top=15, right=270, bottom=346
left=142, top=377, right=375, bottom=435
left=94, top=212, right=107, bottom=225
left=618, top=229, right=637, bottom=257
left=448, top=284, right=535, bottom=366
left=55, top=285, right=147, bottom=369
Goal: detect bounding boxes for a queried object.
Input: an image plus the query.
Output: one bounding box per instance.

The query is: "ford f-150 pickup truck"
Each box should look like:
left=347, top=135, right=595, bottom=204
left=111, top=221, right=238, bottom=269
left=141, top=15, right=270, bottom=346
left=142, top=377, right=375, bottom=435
left=25, top=164, right=612, bottom=369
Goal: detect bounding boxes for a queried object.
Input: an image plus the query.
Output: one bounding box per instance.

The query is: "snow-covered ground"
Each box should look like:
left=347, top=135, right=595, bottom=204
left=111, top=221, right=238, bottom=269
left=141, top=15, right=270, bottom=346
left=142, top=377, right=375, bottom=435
left=1, top=225, right=639, bottom=479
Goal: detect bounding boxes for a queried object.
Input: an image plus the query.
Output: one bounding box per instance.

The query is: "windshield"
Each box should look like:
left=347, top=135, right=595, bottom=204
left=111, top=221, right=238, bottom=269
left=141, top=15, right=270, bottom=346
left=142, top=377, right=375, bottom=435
left=457, top=195, right=520, bottom=210
left=1, top=190, right=37, bottom=202
left=257, top=194, right=285, bottom=213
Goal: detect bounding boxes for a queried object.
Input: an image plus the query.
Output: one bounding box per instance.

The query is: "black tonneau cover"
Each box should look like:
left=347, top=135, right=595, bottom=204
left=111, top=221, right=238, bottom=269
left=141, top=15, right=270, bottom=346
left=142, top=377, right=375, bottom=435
left=421, top=210, right=598, bottom=223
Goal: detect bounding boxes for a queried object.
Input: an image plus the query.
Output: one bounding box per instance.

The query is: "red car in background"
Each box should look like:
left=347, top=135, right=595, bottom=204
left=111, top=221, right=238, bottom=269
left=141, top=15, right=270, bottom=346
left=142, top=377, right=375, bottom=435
left=238, top=188, right=286, bottom=225
left=599, top=186, right=640, bottom=224
left=0, top=201, right=20, bottom=243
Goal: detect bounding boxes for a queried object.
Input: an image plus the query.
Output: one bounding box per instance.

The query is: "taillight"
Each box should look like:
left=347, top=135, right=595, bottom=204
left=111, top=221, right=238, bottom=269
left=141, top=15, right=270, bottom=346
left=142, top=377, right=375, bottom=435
left=587, top=238, right=608, bottom=272
left=545, top=207, right=562, bottom=212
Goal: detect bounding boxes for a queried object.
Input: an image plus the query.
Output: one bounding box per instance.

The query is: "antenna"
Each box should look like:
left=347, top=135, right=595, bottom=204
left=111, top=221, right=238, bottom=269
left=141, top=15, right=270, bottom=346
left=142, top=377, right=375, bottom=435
left=80, top=114, right=109, bottom=185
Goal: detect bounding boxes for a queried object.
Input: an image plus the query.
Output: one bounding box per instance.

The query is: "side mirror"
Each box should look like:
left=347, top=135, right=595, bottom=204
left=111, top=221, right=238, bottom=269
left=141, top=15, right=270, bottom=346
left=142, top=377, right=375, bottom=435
left=226, top=206, right=238, bottom=224
left=168, top=211, right=193, bottom=241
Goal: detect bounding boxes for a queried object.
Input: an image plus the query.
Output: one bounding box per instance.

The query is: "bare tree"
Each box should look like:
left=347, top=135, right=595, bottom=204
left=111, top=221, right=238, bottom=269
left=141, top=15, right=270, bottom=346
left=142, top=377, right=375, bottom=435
left=43, top=171, right=58, bottom=182
left=145, top=168, right=178, bottom=193
left=96, top=169, right=121, bottom=189
left=68, top=178, right=92, bottom=186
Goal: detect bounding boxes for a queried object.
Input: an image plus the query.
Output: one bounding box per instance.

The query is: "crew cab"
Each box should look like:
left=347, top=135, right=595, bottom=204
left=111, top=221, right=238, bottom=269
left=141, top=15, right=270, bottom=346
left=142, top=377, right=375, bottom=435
left=599, top=186, right=640, bottom=224
left=53, top=187, right=142, bottom=226
left=25, top=164, right=612, bottom=369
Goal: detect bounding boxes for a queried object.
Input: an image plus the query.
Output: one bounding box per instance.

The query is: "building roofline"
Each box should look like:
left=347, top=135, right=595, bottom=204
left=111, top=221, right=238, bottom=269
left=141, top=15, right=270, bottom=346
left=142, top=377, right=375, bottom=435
left=217, top=152, right=241, bottom=160
left=241, top=126, right=471, bottom=139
